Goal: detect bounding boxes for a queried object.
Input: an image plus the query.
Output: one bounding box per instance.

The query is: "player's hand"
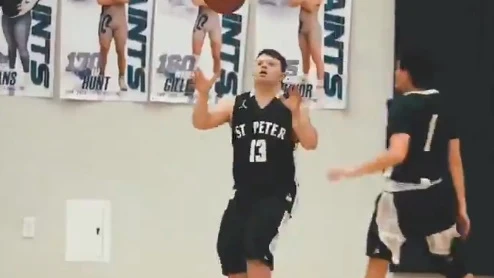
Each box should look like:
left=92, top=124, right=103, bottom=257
left=327, top=168, right=353, bottom=182
left=281, top=85, right=303, bottom=113
left=456, top=208, right=470, bottom=239
left=193, top=69, right=218, bottom=98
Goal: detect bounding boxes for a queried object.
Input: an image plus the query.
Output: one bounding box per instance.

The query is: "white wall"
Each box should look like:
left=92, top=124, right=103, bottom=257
left=0, top=0, right=396, bottom=277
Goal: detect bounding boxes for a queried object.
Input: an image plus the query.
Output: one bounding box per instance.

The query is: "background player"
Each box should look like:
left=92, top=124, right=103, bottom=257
left=191, top=0, right=221, bottom=75
left=0, top=0, right=39, bottom=89
left=289, top=0, right=324, bottom=97
left=328, top=50, right=470, bottom=278
left=97, top=0, right=128, bottom=91
left=192, top=49, right=318, bottom=278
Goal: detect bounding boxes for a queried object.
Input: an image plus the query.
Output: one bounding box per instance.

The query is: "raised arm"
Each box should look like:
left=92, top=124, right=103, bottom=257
left=192, top=97, right=234, bottom=130
left=292, top=105, right=318, bottom=150
left=192, top=70, right=232, bottom=130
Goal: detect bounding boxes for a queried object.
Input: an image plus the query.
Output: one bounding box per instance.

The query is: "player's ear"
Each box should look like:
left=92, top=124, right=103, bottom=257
left=280, top=72, right=286, bottom=82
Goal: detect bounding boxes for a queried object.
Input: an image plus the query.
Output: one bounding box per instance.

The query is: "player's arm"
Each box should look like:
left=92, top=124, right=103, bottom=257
left=292, top=105, right=318, bottom=150
left=192, top=70, right=229, bottom=130
left=301, top=0, right=321, bottom=12
left=192, top=96, right=233, bottom=130
left=288, top=0, right=304, bottom=7
left=344, top=101, right=411, bottom=177
left=448, top=122, right=466, bottom=211
left=346, top=134, right=409, bottom=177
left=97, top=0, right=115, bottom=5
left=192, top=0, right=206, bottom=6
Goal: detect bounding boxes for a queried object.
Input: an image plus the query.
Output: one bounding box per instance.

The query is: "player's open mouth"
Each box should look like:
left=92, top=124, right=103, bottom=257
left=260, top=71, right=267, bottom=75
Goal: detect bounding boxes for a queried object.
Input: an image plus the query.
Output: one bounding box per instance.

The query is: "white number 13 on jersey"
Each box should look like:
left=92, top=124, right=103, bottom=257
left=249, top=139, right=267, bottom=162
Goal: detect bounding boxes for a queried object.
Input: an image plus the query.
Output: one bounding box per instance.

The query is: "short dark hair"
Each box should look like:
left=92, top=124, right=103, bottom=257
left=257, top=49, right=287, bottom=73
left=397, top=50, right=436, bottom=89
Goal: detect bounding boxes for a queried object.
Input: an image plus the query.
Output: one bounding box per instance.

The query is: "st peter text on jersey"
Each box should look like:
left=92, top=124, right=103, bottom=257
left=234, top=121, right=287, bottom=140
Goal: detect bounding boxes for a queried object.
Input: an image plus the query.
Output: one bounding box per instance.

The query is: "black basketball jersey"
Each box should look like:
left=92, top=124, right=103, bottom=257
left=231, top=92, right=296, bottom=196
left=386, top=90, right=458, bottom=184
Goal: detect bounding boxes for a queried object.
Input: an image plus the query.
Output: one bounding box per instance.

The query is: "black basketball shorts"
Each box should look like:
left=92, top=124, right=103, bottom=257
left=216, top=193, right=296, bottom=276
left=366, top=181, right=457, bottom=263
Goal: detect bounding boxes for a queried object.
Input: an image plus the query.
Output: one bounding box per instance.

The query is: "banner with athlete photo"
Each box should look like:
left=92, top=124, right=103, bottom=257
left=0, top=0, right=57, bottom=97
left=149, top=0, right=249, bottom=104
left=256, top=0, right=352, bottom=109
left=256, top=0, right=324, bottom=108
left=59, top=0, right=152, bottom=101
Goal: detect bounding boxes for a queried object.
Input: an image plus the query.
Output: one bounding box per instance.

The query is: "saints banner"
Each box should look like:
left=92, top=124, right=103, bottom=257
left=256, top=0, right=324, bottom=107
left=149, top=0, right=249, bottom=103
left=0, top=0, right=57, bottom=97
left=256, top=0, right=351, bottom=109
left=323, top=0, right=352, bottom=109
left=59, top=0, right=152, bottom=101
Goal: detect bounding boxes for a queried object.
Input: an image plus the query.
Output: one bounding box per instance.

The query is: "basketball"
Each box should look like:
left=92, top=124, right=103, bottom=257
left=205, top=0, right=245, bottom=14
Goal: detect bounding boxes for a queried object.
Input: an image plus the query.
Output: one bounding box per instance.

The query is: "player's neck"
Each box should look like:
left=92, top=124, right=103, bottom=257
left=254, top=83, right=281, bottom=100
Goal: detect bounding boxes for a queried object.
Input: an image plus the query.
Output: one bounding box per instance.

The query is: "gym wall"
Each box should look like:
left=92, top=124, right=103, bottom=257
left=0, top=1, right=394, bottom=278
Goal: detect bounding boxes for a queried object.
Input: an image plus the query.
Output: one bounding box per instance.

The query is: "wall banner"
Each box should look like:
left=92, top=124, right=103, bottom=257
left=59, top=0, right=152, bottom=101
left=256, top=0, right=324, bottom=108
left=323, top=0, right=352, bottom=109
left=149, top=0, right=249, bottom=104
left=0, top=0, right=57, bottom=98
left=255, top=0, right=351, bottom=109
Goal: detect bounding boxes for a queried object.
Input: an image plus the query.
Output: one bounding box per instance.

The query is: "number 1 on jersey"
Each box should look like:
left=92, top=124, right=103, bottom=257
left=424, top=114, right=438, bottom=152
left=249, top=139, right=267, bottom=162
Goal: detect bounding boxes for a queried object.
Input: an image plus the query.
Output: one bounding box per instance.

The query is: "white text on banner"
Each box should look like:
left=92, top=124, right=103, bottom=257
left=149, top=0, right=249, bottom=104
left=59, top=0, right=152, bottom=101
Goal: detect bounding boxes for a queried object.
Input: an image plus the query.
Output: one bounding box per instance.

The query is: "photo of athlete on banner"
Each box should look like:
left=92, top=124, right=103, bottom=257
left=193, top=0, right=221, bottom=76
left=0, top=0, right=57, bottom=97
left=256, top=0, right=325, bottom=108
left=98, top=0, right=129, bottom=92
left=59, top=0, right=152, bottom=101
left=150, top=0, right=249, bottom=103
left=294, top=0, right=324, bottom=94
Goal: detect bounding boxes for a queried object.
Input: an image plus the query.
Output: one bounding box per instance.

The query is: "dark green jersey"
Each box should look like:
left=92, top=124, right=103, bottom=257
left=385, top=90, right=458, bottom=184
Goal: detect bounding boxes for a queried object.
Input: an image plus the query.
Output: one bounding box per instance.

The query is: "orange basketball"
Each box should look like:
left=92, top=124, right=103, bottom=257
left=205, top=0, right=245, bottom=14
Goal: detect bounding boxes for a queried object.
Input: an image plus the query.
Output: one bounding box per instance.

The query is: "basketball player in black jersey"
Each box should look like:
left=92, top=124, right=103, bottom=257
left=328, top=51, right=470, bottom=278
left=192, top=49, right=318, bottom=278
